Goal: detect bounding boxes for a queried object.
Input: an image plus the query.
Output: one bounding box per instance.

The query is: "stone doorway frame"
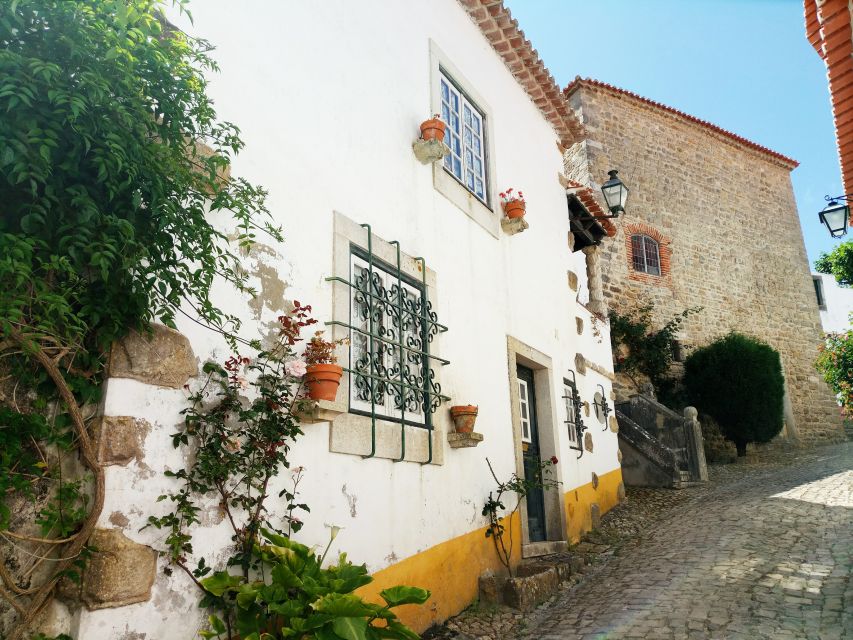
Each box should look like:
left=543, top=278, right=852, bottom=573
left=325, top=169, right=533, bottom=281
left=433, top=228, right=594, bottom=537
left=506, top=336, right=569, bottom=557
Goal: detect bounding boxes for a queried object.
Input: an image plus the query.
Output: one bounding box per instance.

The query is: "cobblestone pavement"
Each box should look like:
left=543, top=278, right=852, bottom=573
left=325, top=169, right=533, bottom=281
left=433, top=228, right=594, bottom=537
left=520, top=443, right=853, bottom=640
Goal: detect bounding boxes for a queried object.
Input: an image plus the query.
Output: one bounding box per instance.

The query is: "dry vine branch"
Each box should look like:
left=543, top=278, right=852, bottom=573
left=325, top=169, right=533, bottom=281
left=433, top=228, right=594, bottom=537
left=4, top=328, right=106, bottom=640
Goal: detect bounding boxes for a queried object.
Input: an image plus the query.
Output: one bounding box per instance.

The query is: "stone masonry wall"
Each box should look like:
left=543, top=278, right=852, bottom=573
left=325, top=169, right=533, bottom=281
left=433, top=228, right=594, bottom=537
left=566, top=83, right=845, bottom=444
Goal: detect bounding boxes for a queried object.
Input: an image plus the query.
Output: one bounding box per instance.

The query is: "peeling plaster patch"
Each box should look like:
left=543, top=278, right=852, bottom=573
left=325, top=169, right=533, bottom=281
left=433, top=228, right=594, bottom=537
left=119, top=629, right=147, bottom=640
left=385, top=551, right=398, bottom=564
left=244, top=243, right=291, bottom=320
left=109, top=511, right=130, bottom=528
left=341, top=484, right=358, bottom=518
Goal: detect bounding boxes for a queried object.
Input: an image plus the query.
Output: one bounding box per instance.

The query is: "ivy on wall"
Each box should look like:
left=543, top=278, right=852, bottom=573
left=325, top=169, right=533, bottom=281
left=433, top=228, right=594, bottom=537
left=0, top=1, right=279, bottom=636
left=608, top=304, right=701, bottom=406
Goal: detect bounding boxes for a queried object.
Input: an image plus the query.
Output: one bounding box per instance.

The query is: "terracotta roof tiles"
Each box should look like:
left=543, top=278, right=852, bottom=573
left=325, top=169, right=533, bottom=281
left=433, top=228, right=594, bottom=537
left=805, top=0, right=853, bottom=198
left=458, top=0, right=583, bottom=146
left=564, top=77, right=799, bottom=170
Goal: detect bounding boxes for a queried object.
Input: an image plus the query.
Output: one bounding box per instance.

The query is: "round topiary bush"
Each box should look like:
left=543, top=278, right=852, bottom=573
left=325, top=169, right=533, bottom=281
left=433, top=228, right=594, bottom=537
left=684, top=332, right=784, bottom=456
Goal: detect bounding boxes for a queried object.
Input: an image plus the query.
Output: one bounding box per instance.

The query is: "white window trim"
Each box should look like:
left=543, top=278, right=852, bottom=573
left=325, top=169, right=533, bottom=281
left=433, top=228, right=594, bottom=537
left=563, top=382, right=578, bottom=446
left=440, top=71, right=487, bottom=204
left=328, top=211, right=447, bottom=464
left=518, top=378, right=533, bottom=443
left=429, top=40, right=499, bottom=239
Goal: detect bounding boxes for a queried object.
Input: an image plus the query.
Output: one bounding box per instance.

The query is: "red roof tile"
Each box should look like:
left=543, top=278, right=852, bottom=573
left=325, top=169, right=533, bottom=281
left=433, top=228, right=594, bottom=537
left=458, top=0, right=583, bottom=146
left=805, top=0, right=853, bottom=199
left=564, top=78, right=799, bottom=170
left=564, top=177, right=617, bottom=237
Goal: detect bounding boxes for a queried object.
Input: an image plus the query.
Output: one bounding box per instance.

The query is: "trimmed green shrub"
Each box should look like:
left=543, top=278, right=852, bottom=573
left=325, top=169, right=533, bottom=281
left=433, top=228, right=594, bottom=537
left=684, top=332, right=784, bottom=456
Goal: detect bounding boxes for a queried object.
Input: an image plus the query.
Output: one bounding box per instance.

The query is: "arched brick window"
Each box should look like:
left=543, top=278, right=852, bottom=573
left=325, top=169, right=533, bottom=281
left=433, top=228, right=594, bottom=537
left=630, top=234, right=661, bottom=276
left=624, top=222, right=671, bottom=285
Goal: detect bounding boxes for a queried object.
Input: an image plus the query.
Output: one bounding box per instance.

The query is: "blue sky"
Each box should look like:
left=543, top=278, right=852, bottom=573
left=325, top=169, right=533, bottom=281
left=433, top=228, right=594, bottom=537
left=507, top=0, right=841, bottom=266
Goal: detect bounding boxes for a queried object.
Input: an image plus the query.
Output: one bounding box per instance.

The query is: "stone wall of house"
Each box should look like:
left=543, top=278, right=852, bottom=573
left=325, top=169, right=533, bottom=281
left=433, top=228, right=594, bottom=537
left=565, top=83, right=845, bottom=445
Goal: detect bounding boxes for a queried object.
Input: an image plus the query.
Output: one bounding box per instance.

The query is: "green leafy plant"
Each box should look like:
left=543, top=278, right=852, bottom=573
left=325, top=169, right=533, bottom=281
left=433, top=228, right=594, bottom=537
left=684, top=332, right=784, bottom=456
left=815, top=241, right=853, bottom=287
left=482, top=457, right=559, bottom=577
left=197, top=529, right=429, bottom=640
left=0, top=1, right=279, bottom=635
left=815, top=329, right=853, bottom=417
left=608, top=304, right=701, bottom=404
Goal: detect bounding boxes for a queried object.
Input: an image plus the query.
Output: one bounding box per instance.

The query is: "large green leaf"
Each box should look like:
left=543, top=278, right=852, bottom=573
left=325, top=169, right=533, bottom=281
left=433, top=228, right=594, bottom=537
left=369, top=620, right=421, bottom=640
left=312, top=593, right=378, bottom=617
left=333, top=617, right=369, bottom=640
left=379, top=586, right=431, bottom=608
left=199, top=571, right=243, bottom=596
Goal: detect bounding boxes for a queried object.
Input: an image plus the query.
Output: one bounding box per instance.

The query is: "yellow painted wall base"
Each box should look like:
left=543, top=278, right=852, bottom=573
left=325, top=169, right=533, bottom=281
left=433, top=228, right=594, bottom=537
left=358, top=466, right=624, bottom=633
left=563, top=467, right=624, bottom=543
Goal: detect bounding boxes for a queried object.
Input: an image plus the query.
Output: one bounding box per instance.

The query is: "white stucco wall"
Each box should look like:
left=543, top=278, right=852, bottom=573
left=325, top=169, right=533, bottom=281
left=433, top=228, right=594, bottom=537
left=814, top=272, right=853, bottom=333
left=73, top=2, right=622, bottom=637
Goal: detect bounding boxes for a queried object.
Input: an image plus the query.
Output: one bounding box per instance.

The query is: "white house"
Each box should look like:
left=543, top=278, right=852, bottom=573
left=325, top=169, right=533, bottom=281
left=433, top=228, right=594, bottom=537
left=812, top=272, right=853, bottom=333
left=72, top=1, right=624, bottom=637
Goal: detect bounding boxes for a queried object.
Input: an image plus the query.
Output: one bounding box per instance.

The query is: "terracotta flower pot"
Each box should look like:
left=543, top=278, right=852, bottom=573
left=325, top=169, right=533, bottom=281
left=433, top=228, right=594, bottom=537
left=305, top=364, right=343, bottom=401
left=504, top=200, right=526, bottom=219
left=450, top=405, right=479, bottom=434
left=420, top=118, right=446, bottom=142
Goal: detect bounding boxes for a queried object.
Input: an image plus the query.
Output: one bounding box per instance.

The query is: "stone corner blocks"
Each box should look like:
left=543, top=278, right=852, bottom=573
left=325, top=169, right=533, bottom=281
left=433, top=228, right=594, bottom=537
left=94, top=416, right=151, bottom=466
left=81, top=529, right=157, bottom=610
left=109, top=324, right=197, bottom=388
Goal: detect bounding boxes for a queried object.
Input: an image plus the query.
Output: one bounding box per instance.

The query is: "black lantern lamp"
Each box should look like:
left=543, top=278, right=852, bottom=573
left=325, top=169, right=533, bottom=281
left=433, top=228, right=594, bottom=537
left=601, top=169, right=629, bottom=215
left=820, top=196, right=850, bottom=238
left=594, top=383, right=611, bottom=430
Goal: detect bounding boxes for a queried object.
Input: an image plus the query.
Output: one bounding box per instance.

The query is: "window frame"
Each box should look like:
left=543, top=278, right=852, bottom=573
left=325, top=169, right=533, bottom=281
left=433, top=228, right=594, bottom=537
left=439, top=69, right=489, bottom=206
left=328, top=212, right=448, bottom=464
left=429, top=40, right=499, bottom=238
left=813, top=276, right=827, bottom=310
left=348, top=247, right=431, bottom=429
left=562, top=378, right=578, bottom=447
left=631, top=234, right=662, bottom=276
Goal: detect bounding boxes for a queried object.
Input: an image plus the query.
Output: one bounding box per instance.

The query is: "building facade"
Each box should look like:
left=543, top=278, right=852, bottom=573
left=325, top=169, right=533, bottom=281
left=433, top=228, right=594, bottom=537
left=564, top=78, right=845, bottom=445
left=813, top=272, right=853, bottom=333
left=67, top=2, right=624, bottom=638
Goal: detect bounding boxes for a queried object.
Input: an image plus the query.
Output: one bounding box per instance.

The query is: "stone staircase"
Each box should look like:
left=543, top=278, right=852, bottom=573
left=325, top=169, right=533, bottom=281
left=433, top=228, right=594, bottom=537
left=616, top=393, right=708, bottom=488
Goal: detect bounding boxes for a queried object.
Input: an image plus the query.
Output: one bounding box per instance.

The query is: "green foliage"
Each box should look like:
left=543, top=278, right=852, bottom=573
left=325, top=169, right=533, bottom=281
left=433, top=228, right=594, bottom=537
left=0, top=0, right=280, bottom=351
left=482, top=457, right=559, bottom=577
left=815, top=241, right=853, bottom=287
left=608, top=304, right=701, bottom=401
left=815, top=330, right=853, bottom=417
left=197, top=530, right=429, bottom=640
left=684, top=332, right=784, bottom=456
left=0, top=1, right=279, bottom=630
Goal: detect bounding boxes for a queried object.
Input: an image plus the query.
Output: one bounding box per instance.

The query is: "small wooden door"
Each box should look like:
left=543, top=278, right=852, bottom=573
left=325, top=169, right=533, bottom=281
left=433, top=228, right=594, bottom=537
left=517, top=365, right=547, bottom=542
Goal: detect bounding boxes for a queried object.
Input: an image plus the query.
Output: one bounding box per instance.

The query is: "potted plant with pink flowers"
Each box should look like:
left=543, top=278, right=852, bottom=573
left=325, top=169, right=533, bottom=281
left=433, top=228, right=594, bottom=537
left=501, top=188, right=526, bottom=219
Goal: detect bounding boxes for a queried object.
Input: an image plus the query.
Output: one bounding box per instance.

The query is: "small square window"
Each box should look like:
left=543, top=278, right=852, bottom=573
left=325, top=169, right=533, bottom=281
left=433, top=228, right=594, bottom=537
left=440, top=71, right=488, bottom=204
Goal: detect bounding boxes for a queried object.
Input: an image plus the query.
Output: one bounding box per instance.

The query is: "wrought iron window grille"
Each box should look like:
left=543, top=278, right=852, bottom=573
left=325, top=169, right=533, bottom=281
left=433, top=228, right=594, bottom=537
left=594, top=383, right=612, bottom=430
left=563, top=369, right=587, bottom=458
left=325, top=223, right=449, bottom=464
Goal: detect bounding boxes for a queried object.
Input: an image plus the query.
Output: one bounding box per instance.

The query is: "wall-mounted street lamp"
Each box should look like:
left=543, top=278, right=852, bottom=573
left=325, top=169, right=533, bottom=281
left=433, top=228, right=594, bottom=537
left=598, top=169, right=629, bottom=218
left=819, top=195, right=850, bottom=238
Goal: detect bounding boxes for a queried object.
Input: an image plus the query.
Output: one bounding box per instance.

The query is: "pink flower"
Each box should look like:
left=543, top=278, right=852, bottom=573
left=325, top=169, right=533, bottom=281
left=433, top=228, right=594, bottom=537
left=286, top=359, right=308, bottom=377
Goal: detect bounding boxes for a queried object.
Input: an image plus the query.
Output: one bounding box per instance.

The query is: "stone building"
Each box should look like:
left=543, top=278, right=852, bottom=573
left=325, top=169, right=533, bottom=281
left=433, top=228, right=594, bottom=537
left=564, top=78, right=845, bottom=445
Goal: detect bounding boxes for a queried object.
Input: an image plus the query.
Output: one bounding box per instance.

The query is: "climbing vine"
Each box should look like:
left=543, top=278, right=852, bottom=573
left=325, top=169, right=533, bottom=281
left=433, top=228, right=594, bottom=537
left=608, top=304, right=701, bottom=404
left=0, top=1, right=280, bottom=636
left=482, top=457, right=559, bottom=577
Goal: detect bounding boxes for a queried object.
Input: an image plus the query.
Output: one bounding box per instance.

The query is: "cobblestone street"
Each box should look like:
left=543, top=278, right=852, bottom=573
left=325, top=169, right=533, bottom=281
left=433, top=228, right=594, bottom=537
left=520, top=443, right=853, bottom=639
